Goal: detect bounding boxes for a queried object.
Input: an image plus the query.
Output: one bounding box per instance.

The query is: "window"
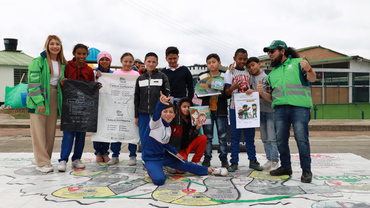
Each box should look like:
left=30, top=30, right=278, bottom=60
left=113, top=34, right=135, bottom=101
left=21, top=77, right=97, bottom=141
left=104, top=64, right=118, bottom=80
left=14, top=69, right=28, bottom=86
left=352, top=73, right=369, bottom=103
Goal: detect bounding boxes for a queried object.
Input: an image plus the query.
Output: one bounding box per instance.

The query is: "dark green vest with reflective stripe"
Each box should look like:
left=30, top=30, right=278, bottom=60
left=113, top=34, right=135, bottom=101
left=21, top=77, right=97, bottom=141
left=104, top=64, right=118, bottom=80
left=267, top=57, right=313, bottom=109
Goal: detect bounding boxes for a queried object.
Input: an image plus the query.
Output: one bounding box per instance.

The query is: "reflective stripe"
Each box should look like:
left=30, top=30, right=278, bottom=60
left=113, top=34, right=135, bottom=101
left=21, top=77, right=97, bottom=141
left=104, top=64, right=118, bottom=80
left=139, top=79, right=163, bottom=87
left=286, top=84, right=311, bottom=91
left=28, top=83, right=41, bottom=88
left=286, top=91, right=307, bottom=96
left=41, top=88, right=47, bottom=93
left=27, top=90, right=42, bottom=97
left=272, top=91, right=285, bottom=99
left=274, top=86, right=283, bottom=92
left=308, top=92, right=312, bottom=97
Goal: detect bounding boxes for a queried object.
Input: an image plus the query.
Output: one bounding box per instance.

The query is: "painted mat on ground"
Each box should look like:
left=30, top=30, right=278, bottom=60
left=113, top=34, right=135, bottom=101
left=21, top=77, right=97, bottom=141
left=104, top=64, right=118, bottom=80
left=0, top=153, right=370, bottom=208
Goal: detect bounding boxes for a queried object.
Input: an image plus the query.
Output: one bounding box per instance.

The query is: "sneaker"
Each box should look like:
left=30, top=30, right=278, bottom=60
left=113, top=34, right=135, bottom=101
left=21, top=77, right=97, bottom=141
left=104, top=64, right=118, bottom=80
left=221, top=160, right=230, bottom=169
left=249, top=160, right=263, bottom=171
left=72, top=159, right=85, bottom=169
left=128, top=156, right=137, bottom=166
left=102, top=153, right=110, bottom=163
left=271, top=160, right=279, bottom=171
left=270, top=166, right=292, bottom=176
left=36, top=164, right=53, bottom=173
left=262, top=160, right=272, bottom=170
left=31, top=159, right=36, bottom=165
left=57, top=160, right=67, bottom=172
left=96, top=153, right=103, bottom=163
left=211, top=167, right=228, bottom=176
left=228, top=163, right=238, bottom=172
left=107, top=157, right=119, bottom=165
left=301, top=170, right=313, bottom=183
left=202, top=159, right=211, bottom=167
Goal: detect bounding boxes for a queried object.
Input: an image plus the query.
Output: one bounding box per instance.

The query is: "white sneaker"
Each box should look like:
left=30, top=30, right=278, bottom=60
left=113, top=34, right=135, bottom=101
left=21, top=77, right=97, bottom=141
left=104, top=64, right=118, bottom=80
left=36, top=164, right=53, bottom=173
left=271, top=160, right=279, bottom=170
left=128, top=156, right=136, bottom=166
left=72, top=159, right=85, bottom=169
left=107, top=157, right=119, bottom=165
left=31, top=159, right=36, bottom=165
left=262, top=160, right=272, bottom=170
left=211, top=167, right=228, bottom=176
left=58, top=160, right=67, bottom=172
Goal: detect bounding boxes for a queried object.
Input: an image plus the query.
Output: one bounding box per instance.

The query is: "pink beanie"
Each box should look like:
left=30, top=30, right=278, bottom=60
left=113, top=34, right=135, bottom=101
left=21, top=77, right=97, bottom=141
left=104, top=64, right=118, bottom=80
left=97, top=51, right=112, bottom=64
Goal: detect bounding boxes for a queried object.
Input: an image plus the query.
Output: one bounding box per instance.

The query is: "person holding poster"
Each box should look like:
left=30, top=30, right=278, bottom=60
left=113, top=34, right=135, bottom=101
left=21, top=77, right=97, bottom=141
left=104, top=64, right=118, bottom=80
left=224, top=48, right=262, bottom=172
left=27, top=35, right=67, bottom=173
left=263, top=40, right=316, bottom=183
left=57, top=43, right=98, bottom=172
left=170, top=97, right=207, bottom=169
left=197, top=53, right=230, bottom=169
left=246, top=57, right=279, bottom=171
left=109, top=52, right=141, bottom=166
left=142, top=92, right=228, bottom=186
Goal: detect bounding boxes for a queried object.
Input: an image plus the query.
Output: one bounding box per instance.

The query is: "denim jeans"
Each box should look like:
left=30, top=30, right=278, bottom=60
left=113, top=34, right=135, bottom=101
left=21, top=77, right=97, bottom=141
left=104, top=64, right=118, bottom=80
left=202, top=111, right=228, bottom=161
left=260, top=112, right=279, bottom=161
left=229, top=109, right=256, bottom=163
left=59, top=131, right=86, bottom=162
left=93, top=141, right=109, bottom=155
left=128, top=143, right=137, bottom=157
left=274, top=105, right=311, bottom=171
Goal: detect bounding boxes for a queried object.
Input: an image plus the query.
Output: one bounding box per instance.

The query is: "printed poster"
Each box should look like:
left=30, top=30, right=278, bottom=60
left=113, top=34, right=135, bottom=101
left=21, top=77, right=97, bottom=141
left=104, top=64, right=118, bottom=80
left=189, top=106, right=211, bottom=126
left=234, top=92, right=260, bottom=129
left=61, top=79, right=99, bottom=132
left=91, top=73, right=140, bottom=143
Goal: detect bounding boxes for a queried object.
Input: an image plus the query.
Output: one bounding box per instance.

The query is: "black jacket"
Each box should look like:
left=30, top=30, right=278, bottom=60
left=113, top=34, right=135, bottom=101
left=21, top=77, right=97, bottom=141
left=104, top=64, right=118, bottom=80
left=197, top=70, right=230, bottom=116
left=134, top=70, right=170, bottom=118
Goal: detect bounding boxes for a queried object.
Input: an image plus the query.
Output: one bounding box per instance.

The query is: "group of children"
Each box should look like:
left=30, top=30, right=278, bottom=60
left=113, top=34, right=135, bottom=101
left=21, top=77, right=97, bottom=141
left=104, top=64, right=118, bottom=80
left=29, top=35, right=279, bottom=186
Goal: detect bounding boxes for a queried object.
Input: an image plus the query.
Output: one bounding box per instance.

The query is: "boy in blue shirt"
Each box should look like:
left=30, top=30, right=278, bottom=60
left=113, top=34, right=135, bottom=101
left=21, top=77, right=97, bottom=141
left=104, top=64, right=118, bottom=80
left=142, top=92, right=228, bottom=186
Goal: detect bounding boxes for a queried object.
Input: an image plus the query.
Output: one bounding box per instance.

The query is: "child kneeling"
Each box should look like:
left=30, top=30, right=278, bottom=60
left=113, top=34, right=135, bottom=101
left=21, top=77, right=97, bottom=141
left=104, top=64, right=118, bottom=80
left=141, top=92, right=228, bottom=186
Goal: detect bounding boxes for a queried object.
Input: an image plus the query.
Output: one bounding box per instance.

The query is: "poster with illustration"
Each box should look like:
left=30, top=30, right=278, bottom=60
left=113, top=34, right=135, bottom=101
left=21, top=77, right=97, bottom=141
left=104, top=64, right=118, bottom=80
left=194, top=77, right=224, bottom=97
left=189, top=106, right=211, bottom=126
left=234, top=92, right=260, bottom=129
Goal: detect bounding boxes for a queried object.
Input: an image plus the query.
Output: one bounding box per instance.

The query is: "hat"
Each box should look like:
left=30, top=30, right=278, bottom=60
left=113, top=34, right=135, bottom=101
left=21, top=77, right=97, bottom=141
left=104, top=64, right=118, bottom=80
left=97, top=51, right=112, bottom=64
left=134, top=58, right=143, bottom=64
left=263, top=40, right=288, bottom=52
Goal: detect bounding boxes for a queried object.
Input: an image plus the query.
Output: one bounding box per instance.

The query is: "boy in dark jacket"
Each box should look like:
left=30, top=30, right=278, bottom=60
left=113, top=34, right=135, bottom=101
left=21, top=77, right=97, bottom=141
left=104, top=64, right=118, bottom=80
left=198, top=53, right=230, bottom=168
left=170, top=97, right=207, bottom=166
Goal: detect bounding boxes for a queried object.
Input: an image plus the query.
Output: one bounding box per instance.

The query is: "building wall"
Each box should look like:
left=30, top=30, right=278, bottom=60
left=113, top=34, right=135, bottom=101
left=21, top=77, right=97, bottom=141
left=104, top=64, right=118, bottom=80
left=300, top=47, right=346, bottom=61
left=0, top=66, right=15, bottom=103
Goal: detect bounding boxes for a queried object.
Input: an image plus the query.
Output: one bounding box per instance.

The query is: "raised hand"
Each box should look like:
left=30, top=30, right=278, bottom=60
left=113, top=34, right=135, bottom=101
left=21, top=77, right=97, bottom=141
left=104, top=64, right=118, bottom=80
left=300, top=56, right=311, bottom=71
left=159, top=91, right=172, bottom=105
left=256, top=80, right=264, bottom=94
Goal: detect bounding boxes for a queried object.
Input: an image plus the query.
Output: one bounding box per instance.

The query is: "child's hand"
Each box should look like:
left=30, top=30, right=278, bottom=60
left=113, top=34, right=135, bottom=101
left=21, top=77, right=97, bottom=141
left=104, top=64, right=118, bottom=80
left=96, top=70, right=102, bottom=78
left=60, top=78, right=67, bottom=87
left=256, top=80, right=264, bottom=94
left=159, top=91, right=172, bottom=105
left=246, top=89, right=255, bottom=95
left=195, top=119, right=203, bottom=129
left=98, top=82, right=103, bottom=89
left=231, top=81, right=241, bottom=91
left=176, top=153, right=184, bottom=160
left=135, top=118, right=139, bottom=126
left=229, top=62, right=235, bottom=72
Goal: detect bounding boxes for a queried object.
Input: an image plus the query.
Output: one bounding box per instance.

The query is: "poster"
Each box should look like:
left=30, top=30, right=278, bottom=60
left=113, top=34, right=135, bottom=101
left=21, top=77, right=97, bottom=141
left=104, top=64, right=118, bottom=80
left=189, top=106, right=211, bottom=126
left=91, top=73, right=139, bottom=143
left=61, top=79, right=99, bottom=132
left=234, top=92, right=260, bottom=129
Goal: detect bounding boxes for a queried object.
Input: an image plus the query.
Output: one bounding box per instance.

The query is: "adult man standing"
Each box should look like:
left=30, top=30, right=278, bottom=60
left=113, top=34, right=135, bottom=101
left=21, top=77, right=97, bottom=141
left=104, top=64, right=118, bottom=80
left=131, top=58, right=144, bottom=72
left=263, top=40, right=316, bottom=183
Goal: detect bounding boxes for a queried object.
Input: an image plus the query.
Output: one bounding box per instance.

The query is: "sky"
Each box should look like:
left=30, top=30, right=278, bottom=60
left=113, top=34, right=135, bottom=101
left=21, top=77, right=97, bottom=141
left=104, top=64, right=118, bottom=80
left=1, top=0, right=370, bottom=68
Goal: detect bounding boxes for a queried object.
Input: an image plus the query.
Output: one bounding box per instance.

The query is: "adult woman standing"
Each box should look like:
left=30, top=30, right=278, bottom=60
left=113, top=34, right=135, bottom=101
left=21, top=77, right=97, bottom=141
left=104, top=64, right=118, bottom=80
left=27, top=35, right=67, bottom=173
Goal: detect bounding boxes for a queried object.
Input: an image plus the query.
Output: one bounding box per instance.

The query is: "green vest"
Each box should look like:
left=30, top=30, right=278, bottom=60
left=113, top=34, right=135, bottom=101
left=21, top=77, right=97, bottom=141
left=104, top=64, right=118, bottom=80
left=26, top=51, right=65, bottom=116
left=267, top=57, right=313, bottom=109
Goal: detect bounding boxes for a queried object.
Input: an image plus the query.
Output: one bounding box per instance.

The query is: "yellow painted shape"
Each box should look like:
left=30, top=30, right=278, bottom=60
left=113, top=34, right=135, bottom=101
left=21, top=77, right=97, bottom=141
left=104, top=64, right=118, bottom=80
left=172, top=193, right=221, bottom=206
left=53, top=187, right=115, bottom=199
left=152, top=189, right=186, bottom=202
left=249, top=171, right=290, bottom=180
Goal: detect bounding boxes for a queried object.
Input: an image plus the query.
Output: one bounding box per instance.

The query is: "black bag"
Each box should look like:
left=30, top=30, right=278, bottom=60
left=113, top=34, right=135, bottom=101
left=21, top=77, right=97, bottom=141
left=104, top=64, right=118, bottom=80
left=61, top=79, right=99, bottom=132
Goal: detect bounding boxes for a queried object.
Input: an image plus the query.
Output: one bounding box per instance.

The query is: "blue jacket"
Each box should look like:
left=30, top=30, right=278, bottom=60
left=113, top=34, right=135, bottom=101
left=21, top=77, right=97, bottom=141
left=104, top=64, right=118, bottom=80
left=141, top=101, right=178, bottom=161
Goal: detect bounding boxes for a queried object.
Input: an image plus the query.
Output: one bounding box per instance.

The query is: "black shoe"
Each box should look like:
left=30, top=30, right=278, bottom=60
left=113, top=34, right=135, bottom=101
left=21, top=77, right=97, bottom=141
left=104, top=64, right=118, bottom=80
left=270, top=166, right=292, bottom=176
left=202, top=159, right=210, bottom=167
left=228, top=163, right=238, bottom=172
left=249, top=160, right=263, bottom=171
left=221, top=160, right=229, bottom=169
left=301, top=170, right=312, bottom=183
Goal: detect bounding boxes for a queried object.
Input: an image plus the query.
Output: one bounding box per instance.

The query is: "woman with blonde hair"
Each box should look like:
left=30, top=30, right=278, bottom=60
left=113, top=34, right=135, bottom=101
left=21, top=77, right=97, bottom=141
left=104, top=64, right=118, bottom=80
left=27, top=35, right=67, bottom=173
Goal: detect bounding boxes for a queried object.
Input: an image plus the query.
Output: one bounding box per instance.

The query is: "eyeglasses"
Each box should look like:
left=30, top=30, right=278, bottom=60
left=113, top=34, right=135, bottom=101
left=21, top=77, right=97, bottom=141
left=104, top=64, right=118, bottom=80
left=267, top=49, right=277, bottom=54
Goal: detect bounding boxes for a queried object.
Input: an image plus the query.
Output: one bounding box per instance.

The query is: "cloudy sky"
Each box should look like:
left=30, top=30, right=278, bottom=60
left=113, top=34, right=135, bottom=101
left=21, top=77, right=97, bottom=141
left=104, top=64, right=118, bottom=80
left=1, top=0, right=370, bottom=68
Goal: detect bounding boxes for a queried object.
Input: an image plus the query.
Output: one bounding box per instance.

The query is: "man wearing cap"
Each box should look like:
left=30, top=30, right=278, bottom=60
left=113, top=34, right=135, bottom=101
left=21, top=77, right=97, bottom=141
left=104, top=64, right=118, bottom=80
left=263, top=40, right=316, bottom=183
left=131, top=58, right=143, bottom=72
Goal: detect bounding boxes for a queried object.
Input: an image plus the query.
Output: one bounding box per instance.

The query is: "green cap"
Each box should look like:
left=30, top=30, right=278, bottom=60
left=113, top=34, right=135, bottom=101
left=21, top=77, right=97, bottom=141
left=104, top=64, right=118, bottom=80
left=263, top=40, right=288, bottom=52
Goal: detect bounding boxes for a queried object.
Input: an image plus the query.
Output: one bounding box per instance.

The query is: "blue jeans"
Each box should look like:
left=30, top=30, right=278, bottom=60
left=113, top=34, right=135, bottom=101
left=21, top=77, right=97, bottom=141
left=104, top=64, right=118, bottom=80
left=59, top=131, right=86, bottom=162
left=202, top=111, right=228, bottom=161
left=260, top=112, right=279, bottom=161
left=128, top=143, right=137, bottom=157
left=93, top=141, right=109, bottom=155
left=274, top=105, right=311, bottom=171
left=229, top=109, right=256, bottom=163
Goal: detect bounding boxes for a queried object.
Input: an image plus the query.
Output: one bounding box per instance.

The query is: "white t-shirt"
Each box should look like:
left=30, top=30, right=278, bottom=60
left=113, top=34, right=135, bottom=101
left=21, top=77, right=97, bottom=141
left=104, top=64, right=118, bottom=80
left=50, top=60, right=59, bottom=86
left=224, top=68, right=252, bottom=109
